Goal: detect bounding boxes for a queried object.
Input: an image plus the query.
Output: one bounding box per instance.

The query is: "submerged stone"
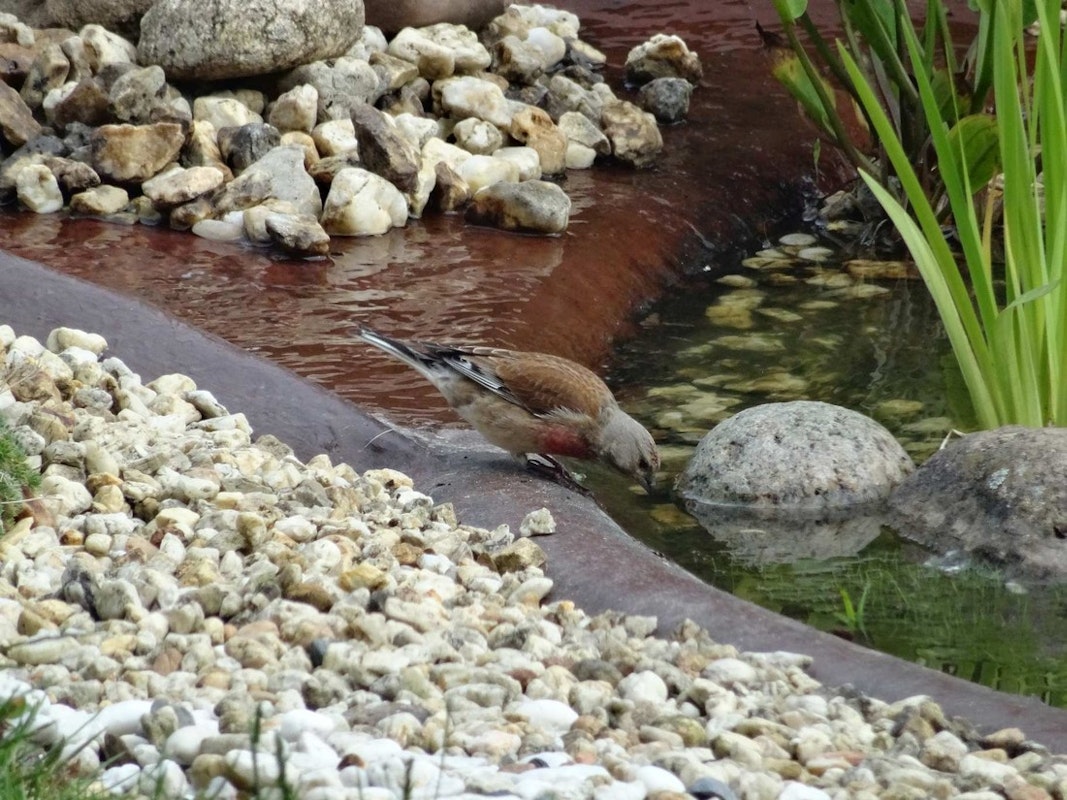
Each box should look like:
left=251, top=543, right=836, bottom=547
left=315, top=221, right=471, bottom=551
left=677, top=400, right=914, bottom=510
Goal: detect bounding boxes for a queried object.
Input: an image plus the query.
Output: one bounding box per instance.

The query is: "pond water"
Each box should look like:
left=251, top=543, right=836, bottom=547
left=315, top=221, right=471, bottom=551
left=591, top=226, right=1067, bottom=708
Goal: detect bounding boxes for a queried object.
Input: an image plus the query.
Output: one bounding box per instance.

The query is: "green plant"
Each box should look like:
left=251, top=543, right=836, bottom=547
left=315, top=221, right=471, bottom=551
left=845, top=0, right=1066, bottom=427
left=0, top=417, right=38, bottom=533
left=770, top=0, right=995, bottom=208
left=835, top=583, right=871, bottom=639
left=0, top=695, right=111, bottom=800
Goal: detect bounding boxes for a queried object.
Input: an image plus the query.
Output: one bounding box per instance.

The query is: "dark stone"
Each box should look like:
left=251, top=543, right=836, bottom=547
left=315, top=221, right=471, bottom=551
left=217, top=123, right=281, bottom=174
left=889, top=426, right=1067, bottom=578
left=349, top=102, right=419, bottom=193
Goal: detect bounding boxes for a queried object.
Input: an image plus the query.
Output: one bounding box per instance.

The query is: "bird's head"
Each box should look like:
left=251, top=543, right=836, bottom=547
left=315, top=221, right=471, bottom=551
left=596, top=407, right=660, bottom=493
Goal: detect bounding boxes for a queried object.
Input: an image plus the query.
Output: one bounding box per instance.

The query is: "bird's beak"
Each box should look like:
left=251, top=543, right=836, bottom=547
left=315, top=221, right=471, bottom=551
left=637, top=470, right=657, bottom=495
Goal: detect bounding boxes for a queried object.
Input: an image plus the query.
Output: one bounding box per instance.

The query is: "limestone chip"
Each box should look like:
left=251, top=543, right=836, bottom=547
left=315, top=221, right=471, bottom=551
left=90, top=122, right=186, bottom=183
left=387, top=23, right=490, bottom=80
left=600, top=99, right=663, bottom=168
left=321, top=166, right=408, bottom=236
left=625, top=33, right=703, bottom=85
left=70, top=184, right=129, bottom=216
left=15, top=162, right=63, bottom=212
left=0, top=78, right=40, bottom=146
left=466, top=179, right=570, bottom=234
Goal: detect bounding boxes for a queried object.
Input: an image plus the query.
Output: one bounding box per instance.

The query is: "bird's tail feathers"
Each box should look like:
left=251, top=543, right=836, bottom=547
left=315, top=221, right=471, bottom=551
left=357, top=327, right=447, bottom=382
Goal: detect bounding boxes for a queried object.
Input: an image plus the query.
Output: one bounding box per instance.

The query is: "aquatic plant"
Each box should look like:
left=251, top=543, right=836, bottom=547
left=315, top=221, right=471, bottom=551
left=844, top=0, right=1066, bottom=427
left=768, top=0, right=993, bottom=210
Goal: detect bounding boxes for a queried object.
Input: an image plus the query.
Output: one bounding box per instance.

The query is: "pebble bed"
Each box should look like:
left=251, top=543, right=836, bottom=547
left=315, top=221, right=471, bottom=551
left=0, top=324, right=1065, bottom=800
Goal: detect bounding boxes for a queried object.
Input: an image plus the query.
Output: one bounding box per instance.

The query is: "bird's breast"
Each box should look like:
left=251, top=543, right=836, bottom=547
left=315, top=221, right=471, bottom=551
left=537, top=425, right=594, bottom=459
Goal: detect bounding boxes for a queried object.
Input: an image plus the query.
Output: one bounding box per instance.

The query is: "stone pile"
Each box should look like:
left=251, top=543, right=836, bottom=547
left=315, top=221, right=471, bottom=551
left=0, top=5, right=702, bottom=255
left=1, top=325, right=1066, bottom=798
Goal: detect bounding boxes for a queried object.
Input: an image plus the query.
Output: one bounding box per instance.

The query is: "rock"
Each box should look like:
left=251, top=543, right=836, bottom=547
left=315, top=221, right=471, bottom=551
left=466, top=179, right=570, bottom=234
left=182, top=120, right=232, bottom=179
left=545, top=74, right=604, bottom=124
left=369, top=50, right=420, bottom=91
left=47, top=0, right=153, bottom=39
left=350, top=102, right=420, bottom=193
left=268, top=84, right=318, bottom=133
left=557, top=111, right=609, bottom=155
left=90, top=122, right=186, bottom=183
left=223, top=143, right=322, bottom=218
left=678, top=401, right=914, bottom=508
left=601, top=99, right=663, bottom=168
left=218, top=123, right=281, bottom=173
left=0, top=79, right=41, bottom=146
left=47, top=326, right=108, bottom=354
left=625, top=33, right=703, bottom=85
left=192, top=95, right=262, bottom=130
left=48, top=78, right=110, bottom=130
left=484, top=4, right=580, bottom=44
left=70, top=184, right=129, bottom=215
left=138, top=0, right=365, bottom=81
left=509, top=106, right=567, bottom=175
left=452, top=117, right=504, bottom=155
left=889, top=426, right=1067, bottom=577
left=491, top=536, right=546, bottom=572
left=264, top=212, right=331, bottom=258
left=142, top=165, right=225, bottom=209
left=321, top=166, right=408, bottom=235
left=20, top=43, right=69, bottom=111
left=430, top=160, right=469, bottom=212
left=435, top=75, right=512, bottom=128
left=638, top=76, right=693, bottom=124
left=80, top=24, right=138, bottom=72
left=312, top=118, right=358, bottom=157
left=455, top=153, right=518, bottom=193
left=41, top=155, right=100, bottom=194
left=281, top=57, right=383, bottom=122
left=492, top=146, right=540, bottom=181
left=108, top=64, right=168, bottom=124
left=386, top=23, right=490, bottom=80
left=0, top=41, right=36, bottom=88
left=15, top=162, right=63, bottom=212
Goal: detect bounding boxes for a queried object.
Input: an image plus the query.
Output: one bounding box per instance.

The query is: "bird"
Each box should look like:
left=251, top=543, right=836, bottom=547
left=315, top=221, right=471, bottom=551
left=357, top=327, right=660, bottom=492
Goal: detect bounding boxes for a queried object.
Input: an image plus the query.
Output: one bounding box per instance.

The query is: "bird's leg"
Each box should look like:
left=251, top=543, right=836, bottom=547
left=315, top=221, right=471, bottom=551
left=524, top=454, right=591, bottom=495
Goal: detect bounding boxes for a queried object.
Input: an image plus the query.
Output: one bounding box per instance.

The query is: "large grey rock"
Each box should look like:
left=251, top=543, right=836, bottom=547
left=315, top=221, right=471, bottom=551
left=677, top=401, right=913, bottom=564
left=137, top=0, right=366, bottom=81
left=677, top=401, right=914, bottom=510
left=889, top=426, right=1067, bottom=577
left=46, top=0, right=153, bottom=39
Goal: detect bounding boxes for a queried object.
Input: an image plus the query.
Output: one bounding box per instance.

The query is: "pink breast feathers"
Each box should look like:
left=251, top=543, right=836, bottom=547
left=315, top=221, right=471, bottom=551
left=537, top=425, right=594, bottom=458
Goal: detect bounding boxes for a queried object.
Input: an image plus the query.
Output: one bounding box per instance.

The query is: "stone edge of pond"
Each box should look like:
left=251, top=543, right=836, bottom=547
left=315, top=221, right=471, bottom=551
left=3, top=247, right=1066, bottom=754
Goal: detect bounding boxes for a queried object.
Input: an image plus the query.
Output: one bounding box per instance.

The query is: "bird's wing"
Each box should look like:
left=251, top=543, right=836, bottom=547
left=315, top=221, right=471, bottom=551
left=441, top=347, right=611, bottom=420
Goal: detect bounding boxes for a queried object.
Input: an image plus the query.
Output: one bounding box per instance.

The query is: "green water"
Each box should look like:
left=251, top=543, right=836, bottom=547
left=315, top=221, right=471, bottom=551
left=593, top=237, right=1067, bottom=707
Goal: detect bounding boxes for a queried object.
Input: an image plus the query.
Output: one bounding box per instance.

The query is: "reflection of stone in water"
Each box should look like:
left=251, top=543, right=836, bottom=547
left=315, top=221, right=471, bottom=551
left=683, top=501, right=886, bottom=565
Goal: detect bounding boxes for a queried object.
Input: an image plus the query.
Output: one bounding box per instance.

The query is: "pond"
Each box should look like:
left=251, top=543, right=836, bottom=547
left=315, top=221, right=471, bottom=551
left=589, top=224, right=1067, bottom=708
